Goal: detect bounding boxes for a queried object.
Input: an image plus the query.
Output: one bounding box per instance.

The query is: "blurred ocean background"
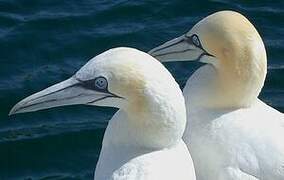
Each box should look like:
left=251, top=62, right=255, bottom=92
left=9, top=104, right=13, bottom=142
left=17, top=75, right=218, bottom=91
left=0, top=0, right=283, bottom=179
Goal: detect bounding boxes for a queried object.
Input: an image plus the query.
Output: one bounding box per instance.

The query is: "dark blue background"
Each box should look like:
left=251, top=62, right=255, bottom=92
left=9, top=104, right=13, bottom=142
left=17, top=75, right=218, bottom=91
left=0, top=0, right=283, bottom=179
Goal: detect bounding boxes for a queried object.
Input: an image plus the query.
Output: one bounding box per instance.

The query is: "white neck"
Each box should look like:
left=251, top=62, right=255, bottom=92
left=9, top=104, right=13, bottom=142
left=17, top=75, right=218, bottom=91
left=99, top=73, right=186, bottom=159
left=104, top=108, right=185, bottom=152
left=102, top=85, right=186, bottom=150
left=183, top=65, right=218, bottom=111
left=184, top=56, right=266, bottom=111
left=96, top=107, right=186, bottom=179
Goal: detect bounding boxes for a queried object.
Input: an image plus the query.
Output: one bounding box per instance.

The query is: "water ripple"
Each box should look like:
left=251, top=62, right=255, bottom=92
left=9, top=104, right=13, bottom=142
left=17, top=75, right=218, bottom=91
left=0, top=120, right=107, bottom=144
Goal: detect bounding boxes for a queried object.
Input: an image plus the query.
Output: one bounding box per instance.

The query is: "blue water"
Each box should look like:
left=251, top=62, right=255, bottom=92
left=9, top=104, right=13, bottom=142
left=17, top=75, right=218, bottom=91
left=0, top=0, right=283, bottom=179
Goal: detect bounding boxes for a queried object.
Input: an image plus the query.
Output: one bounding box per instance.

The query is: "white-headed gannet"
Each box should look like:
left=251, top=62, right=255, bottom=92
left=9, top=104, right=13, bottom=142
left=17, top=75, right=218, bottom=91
left=149, top=11, right=284, bottom=180
left=9, top=47, right=196, bottom=180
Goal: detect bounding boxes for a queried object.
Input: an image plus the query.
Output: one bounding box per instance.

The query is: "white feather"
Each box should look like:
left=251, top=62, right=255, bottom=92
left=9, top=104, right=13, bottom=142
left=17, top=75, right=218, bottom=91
left=183, top=65, right=284, bottom=180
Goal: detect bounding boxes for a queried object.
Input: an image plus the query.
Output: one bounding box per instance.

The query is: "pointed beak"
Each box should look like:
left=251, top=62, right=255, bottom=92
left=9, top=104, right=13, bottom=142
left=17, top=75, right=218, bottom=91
left=9, top=77, right=111, bottom=115
left=148, top=34, right=207, bottom=62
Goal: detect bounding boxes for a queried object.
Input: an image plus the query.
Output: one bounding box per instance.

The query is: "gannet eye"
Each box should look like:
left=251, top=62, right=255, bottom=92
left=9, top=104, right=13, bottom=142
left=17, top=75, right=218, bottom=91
left=94, top=76, right=108, bottom=90
left=76, top=76, right=109, bottom=92
left=192, top=34, right=201, bottom=47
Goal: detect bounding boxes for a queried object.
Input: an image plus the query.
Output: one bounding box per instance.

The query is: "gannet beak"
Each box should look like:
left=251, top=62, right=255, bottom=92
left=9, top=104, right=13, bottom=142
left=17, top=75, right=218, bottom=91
left=148, top=34, right=213, bottom=62
left=9, top=76, right=112, bottom=115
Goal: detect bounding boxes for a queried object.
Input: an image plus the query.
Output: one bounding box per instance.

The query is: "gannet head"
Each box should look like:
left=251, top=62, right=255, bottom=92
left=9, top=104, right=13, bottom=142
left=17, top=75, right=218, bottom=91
left=9, top=47, right=186, bottom=148
left=149, top=11, right=267, bottom=108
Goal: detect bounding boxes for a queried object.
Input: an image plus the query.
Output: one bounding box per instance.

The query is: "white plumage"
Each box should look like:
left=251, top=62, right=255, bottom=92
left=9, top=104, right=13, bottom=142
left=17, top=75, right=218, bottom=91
left=10, top=47, right=196, bottom=180
left=183, top=65, right=284, bottom=180
left=96, top=110, right=195, bottom=180
left=149, top=11, right=284, bottom=180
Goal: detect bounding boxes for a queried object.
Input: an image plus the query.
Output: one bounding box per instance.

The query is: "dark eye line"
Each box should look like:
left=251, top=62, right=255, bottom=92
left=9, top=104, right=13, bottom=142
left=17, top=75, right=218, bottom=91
left=74, top=76, right=124, bottom=99
left=184, top=34, right=215, bottom=57
left=184, top=34, right=201, bottom=47
left=75, top=77, right=107, bottom=92
left=192, top=34, right=201, bottom=47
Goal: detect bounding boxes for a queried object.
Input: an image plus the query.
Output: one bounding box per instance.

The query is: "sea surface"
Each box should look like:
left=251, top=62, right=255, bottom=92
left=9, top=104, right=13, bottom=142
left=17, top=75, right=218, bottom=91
left=0, top=0, right=283, bottom=179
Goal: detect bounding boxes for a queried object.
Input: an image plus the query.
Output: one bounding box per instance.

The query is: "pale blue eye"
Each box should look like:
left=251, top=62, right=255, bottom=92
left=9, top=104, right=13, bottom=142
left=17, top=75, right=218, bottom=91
left=192, top=34, right=200, bottom=47
left=94, top=77, right=108, bottom=90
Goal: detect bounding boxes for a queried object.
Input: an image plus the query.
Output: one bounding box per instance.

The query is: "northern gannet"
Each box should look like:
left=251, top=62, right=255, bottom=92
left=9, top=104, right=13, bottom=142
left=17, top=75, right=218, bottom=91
left=149, top=11, right=284, bottom=180
left=9, top=47, right=196, bottom=180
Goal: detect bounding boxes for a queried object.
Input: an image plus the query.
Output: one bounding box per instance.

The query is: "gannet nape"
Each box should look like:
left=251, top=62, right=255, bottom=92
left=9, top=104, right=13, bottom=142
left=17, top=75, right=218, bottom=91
left=149, top=10, right=284, bottom=179
left=10, top=47, right=196, bottom=180
left=149, top=10, right=266, bottom=108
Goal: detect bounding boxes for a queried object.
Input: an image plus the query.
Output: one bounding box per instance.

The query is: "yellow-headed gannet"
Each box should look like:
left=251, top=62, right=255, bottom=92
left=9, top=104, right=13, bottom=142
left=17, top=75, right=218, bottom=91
left=9, top=47, right=196, bottom=180
left=149, top=11, right=284, bottom=180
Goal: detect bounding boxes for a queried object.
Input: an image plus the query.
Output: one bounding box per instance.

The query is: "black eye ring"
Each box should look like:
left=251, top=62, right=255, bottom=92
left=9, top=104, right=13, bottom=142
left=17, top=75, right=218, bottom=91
left=94, top=76, right=108, bottom=90
left=191, top=34, right=201, bottom=47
